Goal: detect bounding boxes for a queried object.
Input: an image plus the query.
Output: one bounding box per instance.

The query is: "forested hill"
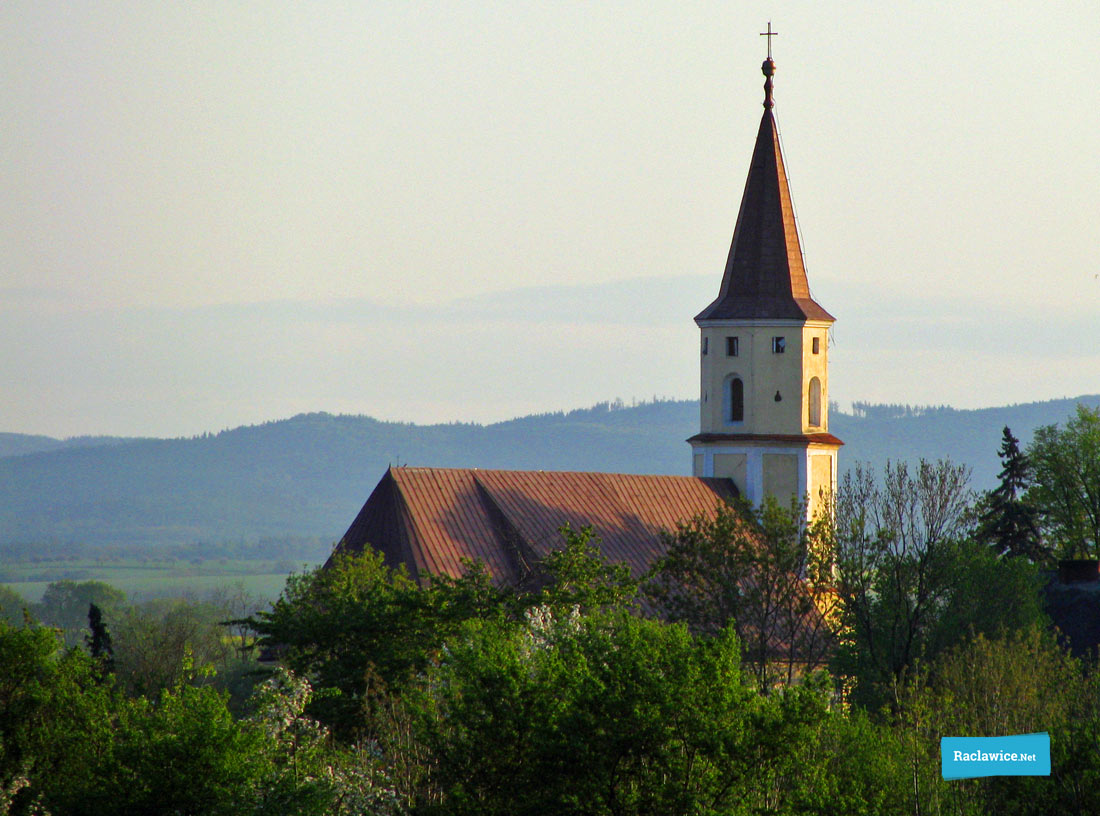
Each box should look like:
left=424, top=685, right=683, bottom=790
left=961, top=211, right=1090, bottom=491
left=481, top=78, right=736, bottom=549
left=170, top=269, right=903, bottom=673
left=1, top=395, right=1097, bottom=547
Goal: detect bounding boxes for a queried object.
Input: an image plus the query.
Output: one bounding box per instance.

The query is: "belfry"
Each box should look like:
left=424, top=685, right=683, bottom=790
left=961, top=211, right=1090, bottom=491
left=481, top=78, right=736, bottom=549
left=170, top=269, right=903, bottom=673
left=689, top=42, right=841, bottom=517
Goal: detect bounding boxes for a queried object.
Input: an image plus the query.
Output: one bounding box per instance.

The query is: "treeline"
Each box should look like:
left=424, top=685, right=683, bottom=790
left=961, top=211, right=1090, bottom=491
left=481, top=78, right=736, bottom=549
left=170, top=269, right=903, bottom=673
left=849, top=400, right=955, bottom=419
left=1, top=578, right=263, bottom=676
left=0, top=537, right=332, bottom=566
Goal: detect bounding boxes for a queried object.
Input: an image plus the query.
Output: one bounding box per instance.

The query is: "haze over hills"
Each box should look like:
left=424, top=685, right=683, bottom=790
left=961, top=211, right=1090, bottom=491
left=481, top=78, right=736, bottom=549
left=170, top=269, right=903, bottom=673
left=1, top=395, right=1097, bottom=548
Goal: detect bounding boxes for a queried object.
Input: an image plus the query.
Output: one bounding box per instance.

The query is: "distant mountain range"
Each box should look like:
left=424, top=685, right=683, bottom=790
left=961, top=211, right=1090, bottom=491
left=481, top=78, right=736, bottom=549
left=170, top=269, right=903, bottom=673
left=2, top=395, right=1097, bottom=548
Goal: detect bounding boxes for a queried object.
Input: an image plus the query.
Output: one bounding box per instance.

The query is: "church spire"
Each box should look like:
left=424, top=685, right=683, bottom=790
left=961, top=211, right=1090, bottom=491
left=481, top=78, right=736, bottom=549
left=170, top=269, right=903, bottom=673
left=695, top=44, right=833, bottom=324
left=689, top=35, right=841, bottom=519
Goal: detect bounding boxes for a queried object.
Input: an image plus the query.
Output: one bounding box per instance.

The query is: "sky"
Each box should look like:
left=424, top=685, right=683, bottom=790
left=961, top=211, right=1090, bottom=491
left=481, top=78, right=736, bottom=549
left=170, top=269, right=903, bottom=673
left=2, top=2, right=1098, bottom=438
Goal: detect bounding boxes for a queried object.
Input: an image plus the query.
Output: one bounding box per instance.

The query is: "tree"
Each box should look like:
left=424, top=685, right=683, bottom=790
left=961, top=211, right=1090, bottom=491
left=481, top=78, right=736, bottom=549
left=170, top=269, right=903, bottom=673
left=112, top=598, right=241, bottom=700
left=248, top=549, right=505, bottom=738
left=406, top=612, right=757, bottom=816
left=248, top=529, right=639, bottom=739
left=249, top=668, right=405, bottom=816
left=85, top=603, right=115, bottom=676
left=976, top=426, right=1046, bottom=562
left=77, top=677, right=269, bottom=816
left=828, top=460, right=1043, bottom=710
left=535, top=524, right=638, bottom=614
left=0, top=588, right=28, bottom=629
left=645, top=497, right=834, bottom=689
left=0, top=622, right=115, bottom=815
left=402, top=607, right=915, bottom=816
left=1027, top=404, right=1100, bottom=559
left=34, top=580, right=125, bottom=647
left=0, top=620, right=401, bottom=816
left=899, top=627, right=1100, bottom=815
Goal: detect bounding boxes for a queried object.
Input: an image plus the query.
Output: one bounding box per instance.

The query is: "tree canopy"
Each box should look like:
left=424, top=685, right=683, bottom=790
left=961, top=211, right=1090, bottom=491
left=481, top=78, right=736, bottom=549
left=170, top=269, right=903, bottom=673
left=1027, top=404, right=1100, bottom=559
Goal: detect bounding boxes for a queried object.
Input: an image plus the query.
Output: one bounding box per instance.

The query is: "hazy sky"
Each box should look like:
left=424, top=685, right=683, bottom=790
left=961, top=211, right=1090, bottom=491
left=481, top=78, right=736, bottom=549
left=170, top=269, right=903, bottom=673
left=3, top=2, right=1098, bottom=438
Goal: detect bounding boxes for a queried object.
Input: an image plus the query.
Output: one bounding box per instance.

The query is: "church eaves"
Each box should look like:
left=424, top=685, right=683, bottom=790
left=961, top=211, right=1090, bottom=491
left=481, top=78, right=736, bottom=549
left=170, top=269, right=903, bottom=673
left=696, top=56, right=834, bottom=324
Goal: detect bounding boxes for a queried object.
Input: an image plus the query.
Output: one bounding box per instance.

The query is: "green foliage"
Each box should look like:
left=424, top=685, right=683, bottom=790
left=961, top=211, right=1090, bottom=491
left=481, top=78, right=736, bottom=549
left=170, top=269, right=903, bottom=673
left=406, top=612, right=746, bottom=815
left=928, top=539, right=1047, bottom=658
left=249, top=668, right=406, bottom=815
left=249, top=530, right=641, bottom=740
left=34, top=580, right=126, bottom=646
left=900, top=628, right=1100, bottom=815
left=976, top=426, right=1046, bottom=562
left=830, top=460, right=1045, bottom=711
left=1026, top=404, right=1100, bottom=558
left=535, top=524, right=638, bottom=613
left=78, top=678, right=268, bottom=816
left=249, top=549, right=505, bottom=738
left=782, top=705, right=909, bottom=815
left=0, top=621, right=402, bottom=816
left=646, top=497, right=833, bottom=688
left=111, top=596, right=259, bottom=705
left=0, top=622, right=115, bottom=815
left=401, top=609, right=912, bottom=815
left=0, top=588, right=27, bottom=628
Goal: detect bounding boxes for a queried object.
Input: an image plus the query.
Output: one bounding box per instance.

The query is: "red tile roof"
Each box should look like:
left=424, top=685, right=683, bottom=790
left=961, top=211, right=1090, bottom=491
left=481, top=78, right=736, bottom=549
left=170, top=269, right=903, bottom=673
left=334, top=467, right=740, bottom=586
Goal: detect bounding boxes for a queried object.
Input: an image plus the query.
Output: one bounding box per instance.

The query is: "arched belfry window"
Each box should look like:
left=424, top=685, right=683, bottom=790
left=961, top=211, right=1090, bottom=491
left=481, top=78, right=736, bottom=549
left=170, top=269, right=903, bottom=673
left=808, top=377, right=822, bottom=427
left=729, top=377, right=744, bottom=423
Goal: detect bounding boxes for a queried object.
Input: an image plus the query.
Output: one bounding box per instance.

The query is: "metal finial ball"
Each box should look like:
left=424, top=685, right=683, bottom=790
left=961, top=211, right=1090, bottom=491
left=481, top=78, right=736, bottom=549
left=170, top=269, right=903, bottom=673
left=761, top=58, right=775, bottom=77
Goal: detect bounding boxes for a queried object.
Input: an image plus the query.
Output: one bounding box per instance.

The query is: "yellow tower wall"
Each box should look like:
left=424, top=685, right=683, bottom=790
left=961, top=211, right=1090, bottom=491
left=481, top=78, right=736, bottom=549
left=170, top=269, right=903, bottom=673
left=698, top=320, right=831, bottom=436
left=763, top=453, right=799, bottom=504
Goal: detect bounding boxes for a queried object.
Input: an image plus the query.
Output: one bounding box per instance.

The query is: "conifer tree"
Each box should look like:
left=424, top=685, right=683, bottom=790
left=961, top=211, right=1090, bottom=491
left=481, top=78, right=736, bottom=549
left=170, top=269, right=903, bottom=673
left=978, top=426, right=1047, bottom=563
left=85, top=602, right=115, bottom=675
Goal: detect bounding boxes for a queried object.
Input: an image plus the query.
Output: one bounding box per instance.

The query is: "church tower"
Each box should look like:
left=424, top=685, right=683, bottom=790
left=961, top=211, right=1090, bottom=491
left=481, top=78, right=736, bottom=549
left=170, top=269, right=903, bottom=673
left=688, top=46, right=841, bottom=518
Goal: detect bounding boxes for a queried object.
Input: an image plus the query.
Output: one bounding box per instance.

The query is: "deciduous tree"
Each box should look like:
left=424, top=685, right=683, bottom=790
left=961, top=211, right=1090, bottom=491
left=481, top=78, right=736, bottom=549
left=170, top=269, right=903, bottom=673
left=1026, top=404, right=1100, bottom=559
left=829, top=460, right=1043, bottom=710
left=34, top=580, right=125, bottom=647
left=248, top=549, right=506, bottom=738
left=646, top=497, right=833, bottom=688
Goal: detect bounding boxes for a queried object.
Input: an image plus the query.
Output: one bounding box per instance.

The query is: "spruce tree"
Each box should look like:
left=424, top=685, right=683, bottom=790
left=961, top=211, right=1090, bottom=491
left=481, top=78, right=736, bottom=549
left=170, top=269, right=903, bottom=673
left=978, top=426, right=1047, bottom=562
left=85, top=602, right=115, bottom=675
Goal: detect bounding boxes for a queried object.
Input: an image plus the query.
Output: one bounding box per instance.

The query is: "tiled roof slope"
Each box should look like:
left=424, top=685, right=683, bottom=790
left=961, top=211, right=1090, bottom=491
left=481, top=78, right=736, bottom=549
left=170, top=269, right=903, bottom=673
left=333, top=467, right=739, bottom=586
left=696, top=71, right=834, bottom=324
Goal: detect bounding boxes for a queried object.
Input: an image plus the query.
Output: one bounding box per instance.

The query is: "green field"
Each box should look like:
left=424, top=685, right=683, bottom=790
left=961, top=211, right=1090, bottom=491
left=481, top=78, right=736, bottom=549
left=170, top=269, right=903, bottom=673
left=0, top=558, right=318, bottom=604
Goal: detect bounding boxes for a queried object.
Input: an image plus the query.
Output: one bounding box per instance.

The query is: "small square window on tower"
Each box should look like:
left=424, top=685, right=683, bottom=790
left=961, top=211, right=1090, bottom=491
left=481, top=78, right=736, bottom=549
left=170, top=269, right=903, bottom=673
left=726, top=336, right=739, bottom=357
left=772, top=336, right=786, bottom=354
left=812, top=337, right=820, bottom=354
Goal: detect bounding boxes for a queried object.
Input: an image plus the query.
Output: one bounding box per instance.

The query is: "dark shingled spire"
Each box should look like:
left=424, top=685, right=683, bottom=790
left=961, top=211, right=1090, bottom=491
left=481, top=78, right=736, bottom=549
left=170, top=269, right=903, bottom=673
left=696, top=56, right=834, bottom=323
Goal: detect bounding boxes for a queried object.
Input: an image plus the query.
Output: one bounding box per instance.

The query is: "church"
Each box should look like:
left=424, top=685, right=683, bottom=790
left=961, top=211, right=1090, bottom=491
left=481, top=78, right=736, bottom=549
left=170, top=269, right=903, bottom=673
left=332, top=48, right=840, bottom=587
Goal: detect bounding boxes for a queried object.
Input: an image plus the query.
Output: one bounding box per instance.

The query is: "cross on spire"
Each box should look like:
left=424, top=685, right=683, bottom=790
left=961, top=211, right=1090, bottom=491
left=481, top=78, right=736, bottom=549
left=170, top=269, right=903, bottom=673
left=759, top=21, right=777, bottom=59
left=759, top=23, right=777, bottom=109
